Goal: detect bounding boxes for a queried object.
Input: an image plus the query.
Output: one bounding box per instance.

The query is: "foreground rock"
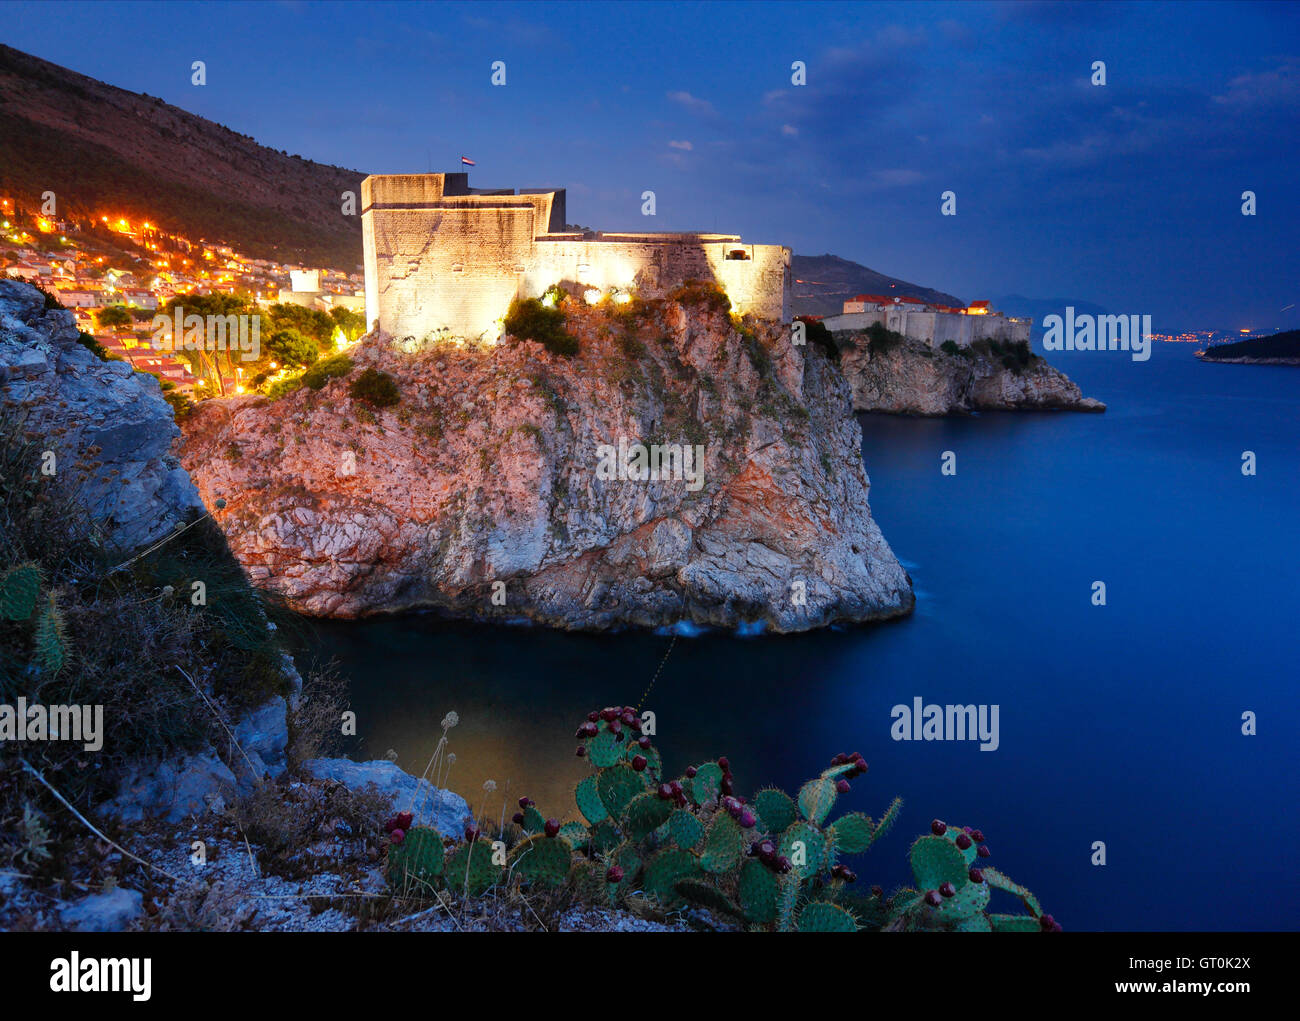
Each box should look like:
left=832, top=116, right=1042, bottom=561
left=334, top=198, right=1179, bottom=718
left=0, top=279, right=204, bottom=550
left=302, top=758, right=472, bottom=835
left=181, top=299, right=914, bottom=632
left=836, top=333, right=1105, bottom=415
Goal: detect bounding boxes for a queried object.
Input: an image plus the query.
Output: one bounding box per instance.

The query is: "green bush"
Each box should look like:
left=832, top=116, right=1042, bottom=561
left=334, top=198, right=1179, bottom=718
left=267, top=327, right=319, bottom=369
left=796, top=316, right=839, bottom=363
left=504, top=297, right=577, bottom=356
left=301, top=353, right=354, bottom=390
left=348, top=367, right=401, bottom=408
left=939, top=339, right=961, bottom=356
left=75, top=331, right=109, bottom=361
left=267, top=376, right=303, bottom=400
left=866, top=322, right=905, bottom=354
left=669, top=279, right=731, bottom=313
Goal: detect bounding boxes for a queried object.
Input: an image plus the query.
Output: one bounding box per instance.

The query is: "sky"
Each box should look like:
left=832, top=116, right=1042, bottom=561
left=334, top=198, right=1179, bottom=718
left=5, top=0, right=1299, bottom=330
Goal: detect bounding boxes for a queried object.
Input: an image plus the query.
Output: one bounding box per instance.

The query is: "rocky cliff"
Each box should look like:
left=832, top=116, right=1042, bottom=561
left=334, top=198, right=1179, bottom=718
left=0, top=279, right=205, bottom=550
left=836, top=333, right=1105, bottom=415
left=180, top=299, right=914, bottom=632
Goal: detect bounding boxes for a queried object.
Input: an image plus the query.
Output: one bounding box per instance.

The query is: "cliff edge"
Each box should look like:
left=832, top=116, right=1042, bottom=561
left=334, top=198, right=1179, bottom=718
left=180, top=298, right=914, bottom=632
left=835, top=331, right=1105, bottom=416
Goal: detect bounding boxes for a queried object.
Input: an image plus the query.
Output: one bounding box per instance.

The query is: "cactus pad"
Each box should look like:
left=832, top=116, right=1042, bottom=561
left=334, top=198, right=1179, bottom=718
left=689, top=762, right=723, bottom=804
left=797, top=901, right=859, bottom=932
left=668, top=809, right=704, bottom=850
left=909, top=834, right=968, bottom=891
left=444, top=838, right=501, bottom=896
left=509, top=834, right=573, bottom=887
left=624, top=790, right=672, bottom=840
left=989, top=912, right=1041, bottom=932
left=385, top=826, right=445, bottom=893
left=699, top=812, right=745, bottom=874
left=983, top=867, right=1042, bottom=917
left=586, top=727, right=622, bottom=767
left=829, top=812, right=875, bottom=854
left=642, top=848, right=700, bottom=908
left=575, top=774, right=607, bottom=825
left=675, top=878, right=742, bottom=918
left=0, top=564, right=40, bottom=621
left=597, top=763, right=648, bottom=819
left=752, top=786, right=797, bottom=833
left=780, top=821, right=827, bottom=880
left=797, top=776, right=837, bottom=825
left=738, top=859, right=779, bottom=924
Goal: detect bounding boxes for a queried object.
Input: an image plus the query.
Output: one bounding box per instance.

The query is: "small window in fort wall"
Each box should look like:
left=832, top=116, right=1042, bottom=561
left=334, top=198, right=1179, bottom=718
left=726, top=249, right=751, bottom=260
left=451, top=263, right=464, bottom=273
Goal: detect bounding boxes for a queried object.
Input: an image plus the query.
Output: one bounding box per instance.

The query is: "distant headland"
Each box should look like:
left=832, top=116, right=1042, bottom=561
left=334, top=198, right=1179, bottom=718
left=1196, top=330, right=1300, bottom=365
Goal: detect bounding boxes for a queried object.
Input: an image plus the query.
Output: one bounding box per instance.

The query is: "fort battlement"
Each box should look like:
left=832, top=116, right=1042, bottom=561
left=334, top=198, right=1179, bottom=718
left=361, top=173, right=791, bottom=341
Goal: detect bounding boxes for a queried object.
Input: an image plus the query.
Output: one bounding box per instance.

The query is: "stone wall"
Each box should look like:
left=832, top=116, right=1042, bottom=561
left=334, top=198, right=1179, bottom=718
left=822, top=308, right=1030, bottom=347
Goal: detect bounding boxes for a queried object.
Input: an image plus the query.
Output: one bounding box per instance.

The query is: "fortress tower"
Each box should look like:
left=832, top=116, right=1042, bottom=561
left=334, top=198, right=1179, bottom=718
left=361, top=173, right=791, bottom=341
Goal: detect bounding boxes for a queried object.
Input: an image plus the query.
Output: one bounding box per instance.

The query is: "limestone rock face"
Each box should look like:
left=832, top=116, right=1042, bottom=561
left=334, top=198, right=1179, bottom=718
left=181, top=300, right=914, bottom=632
left=0, top=279, right=204, bottom=552
left=301, top=758, right=472, bottom=835
left=837, top=335, right=1105, bottom=415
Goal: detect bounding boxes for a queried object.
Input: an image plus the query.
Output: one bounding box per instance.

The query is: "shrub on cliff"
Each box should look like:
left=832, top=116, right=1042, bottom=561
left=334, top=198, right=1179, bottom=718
left=267, top=327, right=319, bottom=369
left=348, top=367, right=401, bottom=407
left=504, top=296, right=577, bottom=356
left=669, top=279, right=731, bottom=314
left=796, top=316, right=839, bottom=363
left=301, top=353, right=354, bottom=390
left=866, top=322, right=905, bottom=354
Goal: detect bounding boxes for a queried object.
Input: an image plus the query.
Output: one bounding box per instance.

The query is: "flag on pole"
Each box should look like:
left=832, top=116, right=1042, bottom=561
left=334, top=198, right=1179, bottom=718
left=461, top=156, right=476, bottom=166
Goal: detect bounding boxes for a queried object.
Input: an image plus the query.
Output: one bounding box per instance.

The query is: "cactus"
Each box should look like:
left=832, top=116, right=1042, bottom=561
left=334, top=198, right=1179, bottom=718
left=797, top=901, right=859, bottom=932
left=394, top=707, right=1054, bottom=932
left=699, top=811, right=745, bottom=874
left=0, top=563, right=41, bottom=620
left=445, top=837, right=501, bottom=897
left=509, top=834, right=573, bottom=887
left=33, top=591, right=67, bottom=674
left=885, top=823, right=1052, bottom=932
left=385, top=825, right=445, bottom=893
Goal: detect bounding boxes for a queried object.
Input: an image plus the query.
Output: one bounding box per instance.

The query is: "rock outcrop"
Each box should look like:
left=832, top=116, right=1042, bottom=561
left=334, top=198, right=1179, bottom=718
left=836, top=333, right=1105, bottom=415
left=181, top=299, right=914, bottom=632
left=0, top=279, right=204, bottom=550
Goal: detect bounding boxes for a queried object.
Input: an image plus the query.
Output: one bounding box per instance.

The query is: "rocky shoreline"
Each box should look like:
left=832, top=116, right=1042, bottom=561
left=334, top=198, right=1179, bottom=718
left=835, top=332, right=1105, bottom=416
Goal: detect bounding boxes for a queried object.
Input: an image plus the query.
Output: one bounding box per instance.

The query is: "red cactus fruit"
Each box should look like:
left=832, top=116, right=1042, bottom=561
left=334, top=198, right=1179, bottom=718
left=544, top=819, right=560, bottom=838
left=685, top=765, right=698, bottom=778
left=606, top=865, right=624, bottom=883
left=969, top=868, right=984, bottom=883
left=939, top=881, right=956, bottom=898
left=955, top=832, right=972, bottom=850
left=390, top=828, right=405, bottom=844
left=931, top=819, right=947, bottom=836
left=632, top=755, right=648, bottom=771
left=924, top=890, right=943, bottom=907
left=970, top=829, right=985, bottom=843
left=977, top=845, right=991, bottom=858
left=836, top=779, right=851, bottom=794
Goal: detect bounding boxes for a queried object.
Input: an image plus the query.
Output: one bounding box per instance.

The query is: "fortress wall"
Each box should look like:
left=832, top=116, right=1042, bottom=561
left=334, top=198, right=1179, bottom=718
left=708, top=243, right=791, bottom=323
left=364, top=205, right=539, bottom=340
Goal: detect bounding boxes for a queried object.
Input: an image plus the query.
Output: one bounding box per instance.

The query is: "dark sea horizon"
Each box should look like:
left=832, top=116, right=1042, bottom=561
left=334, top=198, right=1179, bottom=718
left=294, top=340, right=1298, bottom=931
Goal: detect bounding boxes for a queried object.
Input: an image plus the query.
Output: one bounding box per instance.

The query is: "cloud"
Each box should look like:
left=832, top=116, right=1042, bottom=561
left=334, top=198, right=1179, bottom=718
left=781, top=124, right=798, bottom=137
left=667, top=90, right=717, bottom=117
left=1212, top=59, right=1300, bottom=109
left=668, top=139, right=693, bottom=150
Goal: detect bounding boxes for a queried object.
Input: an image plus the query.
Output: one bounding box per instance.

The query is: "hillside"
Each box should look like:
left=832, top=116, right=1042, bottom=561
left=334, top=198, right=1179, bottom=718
left=1197, top=329, right=1300, bottom=364
left=0, top=44, right=365, bottom=268
left=792, top=254, right=964, bottom=317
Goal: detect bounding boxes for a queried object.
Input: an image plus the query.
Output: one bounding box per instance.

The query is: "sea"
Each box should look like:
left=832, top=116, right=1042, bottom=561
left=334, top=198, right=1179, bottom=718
left=294, top=341, right=1298, bottom=931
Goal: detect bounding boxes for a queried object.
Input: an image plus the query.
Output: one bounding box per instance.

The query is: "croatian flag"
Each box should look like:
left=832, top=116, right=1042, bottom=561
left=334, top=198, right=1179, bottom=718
left=461, top=156, right=476, bottom=166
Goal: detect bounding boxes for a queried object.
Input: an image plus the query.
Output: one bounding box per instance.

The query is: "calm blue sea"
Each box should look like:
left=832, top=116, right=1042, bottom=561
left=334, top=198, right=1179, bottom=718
left=298, top=342, right=1298, bottom=931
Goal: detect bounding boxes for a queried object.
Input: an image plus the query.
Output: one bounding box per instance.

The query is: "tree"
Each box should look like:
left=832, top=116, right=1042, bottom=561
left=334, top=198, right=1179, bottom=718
left=96, top=305, right=132, bottom=334
left=330, top=305, right=366, bottom=342
left=267, top=328, right=319, bottom=369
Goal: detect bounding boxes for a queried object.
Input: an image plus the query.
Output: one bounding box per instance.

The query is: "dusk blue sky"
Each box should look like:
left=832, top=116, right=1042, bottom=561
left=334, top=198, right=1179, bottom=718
left=6, top=0, right=1299, bottom=330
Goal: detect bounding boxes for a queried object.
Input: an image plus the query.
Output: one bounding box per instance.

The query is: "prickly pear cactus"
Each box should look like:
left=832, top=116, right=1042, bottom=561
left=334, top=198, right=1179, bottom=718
left=0, top=563, right=41, bottom=620
left=509, top=834, right=573, bottom=887
left=385, top=826, right=445, bottom=893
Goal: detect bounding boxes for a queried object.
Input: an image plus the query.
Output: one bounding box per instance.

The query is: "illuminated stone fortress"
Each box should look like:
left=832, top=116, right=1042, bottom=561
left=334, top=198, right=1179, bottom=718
left=361, top=173, right=791, bottom=341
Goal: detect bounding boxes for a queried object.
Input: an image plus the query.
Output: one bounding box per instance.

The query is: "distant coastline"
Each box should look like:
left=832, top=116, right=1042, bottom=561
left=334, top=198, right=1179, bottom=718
left=1197, top=330, right=1300, bottom=366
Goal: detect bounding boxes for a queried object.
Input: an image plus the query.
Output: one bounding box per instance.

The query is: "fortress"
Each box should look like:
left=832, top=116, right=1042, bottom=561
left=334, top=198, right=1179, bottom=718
left=361, top=173, right=791, bottom=341
left=821, top=295, right=1031, bottom=348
